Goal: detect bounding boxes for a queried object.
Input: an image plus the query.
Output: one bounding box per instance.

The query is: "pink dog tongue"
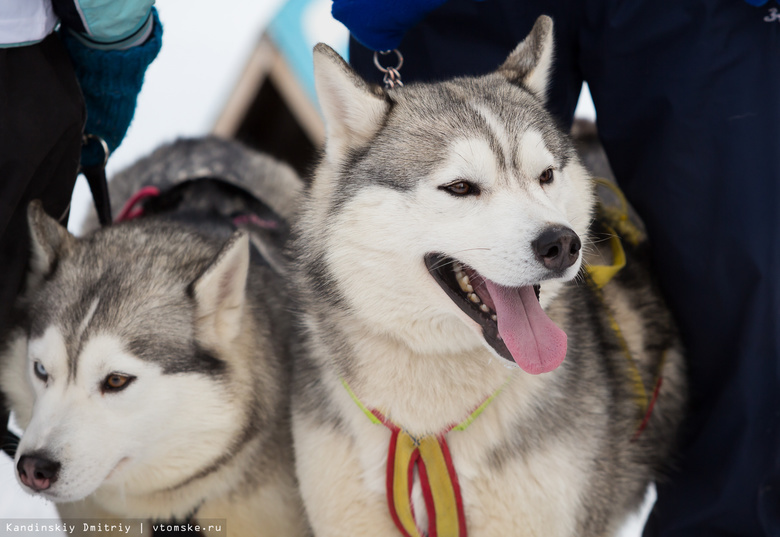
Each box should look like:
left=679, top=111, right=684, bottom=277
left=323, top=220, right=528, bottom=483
left=483, top=281, right=567, bottom=374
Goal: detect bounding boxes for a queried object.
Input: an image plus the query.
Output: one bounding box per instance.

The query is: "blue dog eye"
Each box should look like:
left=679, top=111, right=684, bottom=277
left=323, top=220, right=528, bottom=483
left=33, top=361, right=48, bottom=382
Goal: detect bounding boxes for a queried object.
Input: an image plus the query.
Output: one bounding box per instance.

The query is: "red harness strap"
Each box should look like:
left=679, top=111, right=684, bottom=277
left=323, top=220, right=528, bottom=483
left=115, top=186, right=160, bottom=222
left=372, top=409, right=468, bottom=537
left=632, top=375, right=664, bottom=442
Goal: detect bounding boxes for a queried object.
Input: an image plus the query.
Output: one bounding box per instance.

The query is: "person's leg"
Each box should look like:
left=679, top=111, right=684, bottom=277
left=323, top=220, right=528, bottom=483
left=577, top=2, right=780, bottom=532
left=0, top=32, right=84, bottom=454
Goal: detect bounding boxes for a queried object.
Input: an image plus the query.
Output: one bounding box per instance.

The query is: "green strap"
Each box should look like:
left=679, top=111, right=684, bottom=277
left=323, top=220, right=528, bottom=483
left=452, top=377, right=511, bottom=431
left=341, top=378, right=383, bottom=425
left=342, top=377, right=509, bottom=432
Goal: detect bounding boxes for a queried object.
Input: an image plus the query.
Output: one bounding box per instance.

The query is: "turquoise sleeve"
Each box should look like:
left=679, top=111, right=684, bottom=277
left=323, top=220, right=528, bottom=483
left=59, top=7, right=163, bottom=166
left=53, top=0, right=156, bottom=48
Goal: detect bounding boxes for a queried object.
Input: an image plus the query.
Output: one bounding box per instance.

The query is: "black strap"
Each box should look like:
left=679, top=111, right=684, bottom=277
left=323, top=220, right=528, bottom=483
left=81, top=133, right=113, bottom=226
left=82, top=162, right=112, bottom=226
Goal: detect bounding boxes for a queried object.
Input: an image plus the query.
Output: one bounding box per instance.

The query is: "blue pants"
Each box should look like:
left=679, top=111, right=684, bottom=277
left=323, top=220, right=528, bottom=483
left=349, top=1, right=780, bottom=534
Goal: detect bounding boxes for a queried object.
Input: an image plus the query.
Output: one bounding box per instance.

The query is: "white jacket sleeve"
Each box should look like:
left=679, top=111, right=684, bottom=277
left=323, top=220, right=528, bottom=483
left=0, top=0, right=58, bottom=46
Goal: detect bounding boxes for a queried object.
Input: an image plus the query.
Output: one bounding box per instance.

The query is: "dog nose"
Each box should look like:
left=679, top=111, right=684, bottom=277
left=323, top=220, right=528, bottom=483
left=18, top=454, right=60, bottom=492
left=532, top=226, right=581, bottom=273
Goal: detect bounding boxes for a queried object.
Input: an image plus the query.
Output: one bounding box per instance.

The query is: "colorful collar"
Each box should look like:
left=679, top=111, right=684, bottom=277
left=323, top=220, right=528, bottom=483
left=342, top=378, right=508, bottom=537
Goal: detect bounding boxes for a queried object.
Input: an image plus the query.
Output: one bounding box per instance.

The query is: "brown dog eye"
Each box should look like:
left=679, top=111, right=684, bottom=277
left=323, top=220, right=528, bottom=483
left=102, top=373, right=135, bottom=393
left=441, top=181, right=480, bottom=196
left=540, top=168, right=554, bottom=185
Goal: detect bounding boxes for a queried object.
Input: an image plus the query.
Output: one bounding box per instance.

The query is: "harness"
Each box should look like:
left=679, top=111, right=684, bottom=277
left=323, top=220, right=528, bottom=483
left=114, top=178, right=286, bottom=234
left=587, top=178, right=666, bottom=438
left=341, top=178, right=665, bottom=537
left=342, top=378, right=509, bottom=537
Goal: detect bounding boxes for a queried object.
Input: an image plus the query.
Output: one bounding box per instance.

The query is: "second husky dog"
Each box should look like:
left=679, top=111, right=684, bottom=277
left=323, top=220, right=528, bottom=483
left=291, top=17, right=685, bottom=537
left=0, top=139, right=308, bottom=536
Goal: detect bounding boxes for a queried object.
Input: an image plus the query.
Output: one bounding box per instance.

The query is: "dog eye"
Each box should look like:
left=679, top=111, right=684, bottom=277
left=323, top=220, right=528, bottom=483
left=540, top=168, right=554, bottom=185
left=440, top=180, right=480, bottom=196
left=102, top=373, right=135, bottom=394
left=33, top=361, right=48, bottom=382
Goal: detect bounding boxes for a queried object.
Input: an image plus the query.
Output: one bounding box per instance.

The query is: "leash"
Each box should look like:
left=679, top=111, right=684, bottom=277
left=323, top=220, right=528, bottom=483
left=374, top=49, right=404, bottom=89
left=81, top=134, right=114, bottom=226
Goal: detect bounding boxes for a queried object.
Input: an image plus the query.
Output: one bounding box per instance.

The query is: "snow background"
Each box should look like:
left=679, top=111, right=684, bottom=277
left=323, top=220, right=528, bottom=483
left=1, top=0, right=651, bottom=534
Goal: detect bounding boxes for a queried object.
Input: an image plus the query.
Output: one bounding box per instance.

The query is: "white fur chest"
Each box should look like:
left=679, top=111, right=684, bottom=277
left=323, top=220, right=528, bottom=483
left=330, top=366, right=590, bottom=537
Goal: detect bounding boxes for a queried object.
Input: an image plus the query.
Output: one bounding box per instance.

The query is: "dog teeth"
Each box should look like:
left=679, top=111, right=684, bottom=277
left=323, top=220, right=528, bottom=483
left=491, top=314, right=497, bottom=322
left=453, top=263, right=492, bottom=313
left=455, top=270, right=471, bottom=292
left=458, top=277, right=471, bottom=293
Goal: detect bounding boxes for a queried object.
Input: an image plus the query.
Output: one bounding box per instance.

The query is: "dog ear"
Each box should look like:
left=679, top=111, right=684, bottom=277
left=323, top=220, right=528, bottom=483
left=190, top=230, right=250, bottom=348
left=313, top=43, right=389, bottom=158
left=497, top=15, right=554, bottom=101
left=26, top=200, right=76, bottom=288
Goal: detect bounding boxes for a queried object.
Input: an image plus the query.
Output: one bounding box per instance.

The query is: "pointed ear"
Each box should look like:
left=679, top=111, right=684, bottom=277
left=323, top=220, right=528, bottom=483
left=190, top=231, right=250, bottom=348
left=497, top=15, right=554, bottom=101
left=313, top=43, right=390, bottom=158
left=26, top=200, right=76, bottom=288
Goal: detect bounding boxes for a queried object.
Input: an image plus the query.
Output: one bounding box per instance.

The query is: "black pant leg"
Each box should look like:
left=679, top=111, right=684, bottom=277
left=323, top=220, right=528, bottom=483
left=0, top=32, right=85, bottom=449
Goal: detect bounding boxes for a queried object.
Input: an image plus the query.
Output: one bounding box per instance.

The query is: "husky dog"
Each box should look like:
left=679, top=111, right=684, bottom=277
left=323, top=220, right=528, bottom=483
left=291, top=16, right=685, bottom=537
left=80, top=136, right=303, bottom=234
left=0, top=139, right=308, bottom=537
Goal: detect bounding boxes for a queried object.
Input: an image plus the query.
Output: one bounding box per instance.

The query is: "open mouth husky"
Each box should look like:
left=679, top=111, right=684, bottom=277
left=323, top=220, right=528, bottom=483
left=0, top=139, right=308, bottom=536
left=291, top=16, right=686, bottom=537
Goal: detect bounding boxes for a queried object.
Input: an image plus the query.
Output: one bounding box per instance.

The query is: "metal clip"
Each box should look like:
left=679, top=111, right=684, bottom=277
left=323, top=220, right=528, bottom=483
left=82, top=133, right=110, bottom=167
left=373, top=49, right=404, bottom=89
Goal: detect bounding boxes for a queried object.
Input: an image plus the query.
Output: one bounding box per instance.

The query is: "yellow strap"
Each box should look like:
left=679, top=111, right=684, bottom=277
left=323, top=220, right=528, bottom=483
left=586, top=275, right=649, bottom=423
left=418, top=436, right=460, bottom=536
left=343, top=377, right=502, bottom=537
left=593, top=177, right=644, bottom=247
left=585, top=225, right=626, bottom=289
left=605, top=307, right=649, bottom=420
left=587, top=178, right=650, bottom=423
